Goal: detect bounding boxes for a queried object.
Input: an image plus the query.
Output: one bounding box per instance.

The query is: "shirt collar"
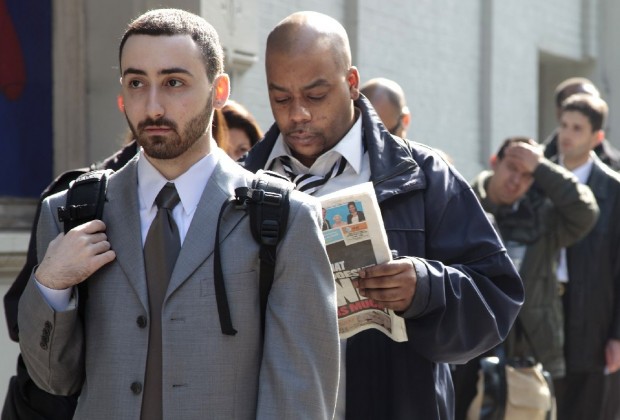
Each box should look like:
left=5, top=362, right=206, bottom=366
left=265, top=113, right=364, bottom=175
left=560, top=153, right=594, bottom=184
left=137, top=146, right=220, bottom=215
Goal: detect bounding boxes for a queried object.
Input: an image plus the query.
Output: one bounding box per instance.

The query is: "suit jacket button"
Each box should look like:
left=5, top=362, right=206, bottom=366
left=136, top=316, right=147, bottom=328
left=130, top=381, right=142, bottom=395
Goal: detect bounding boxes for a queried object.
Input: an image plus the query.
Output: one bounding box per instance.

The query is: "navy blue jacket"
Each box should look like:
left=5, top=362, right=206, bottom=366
left=565, top=156, right=620, bottom=372
left=243, top=96, right=523, bottom=419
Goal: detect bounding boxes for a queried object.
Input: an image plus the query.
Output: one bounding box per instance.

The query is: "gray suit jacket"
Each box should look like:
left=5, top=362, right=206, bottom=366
left=18, top=152, right=339, bottom=419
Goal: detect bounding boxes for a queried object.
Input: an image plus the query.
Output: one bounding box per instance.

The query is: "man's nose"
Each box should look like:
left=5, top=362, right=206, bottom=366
left=290, top=100, right=311, bottom=123
left=146, top=87, right=165, bottom=119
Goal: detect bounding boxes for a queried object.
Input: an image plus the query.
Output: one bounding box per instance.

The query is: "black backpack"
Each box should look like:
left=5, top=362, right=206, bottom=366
left=57, top=168, right=292, bottom=335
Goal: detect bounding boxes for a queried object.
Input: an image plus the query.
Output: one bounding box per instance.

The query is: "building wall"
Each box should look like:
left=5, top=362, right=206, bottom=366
left=73, top=0, right=619, bottom=180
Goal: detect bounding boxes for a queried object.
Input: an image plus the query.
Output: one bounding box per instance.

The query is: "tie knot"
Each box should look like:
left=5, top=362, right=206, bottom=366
left=155, top=183, right=180, bottom=210
left=277, top=155, right=347, bottom=195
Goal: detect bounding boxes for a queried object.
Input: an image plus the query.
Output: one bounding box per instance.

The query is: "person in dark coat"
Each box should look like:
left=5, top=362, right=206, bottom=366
left=553, top=93, right=620, bottom=420
left=242, top=11, right=524, bottom=419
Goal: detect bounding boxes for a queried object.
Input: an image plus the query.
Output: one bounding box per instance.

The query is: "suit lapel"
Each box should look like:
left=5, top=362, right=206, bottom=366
left=104, top=156, right=150, bottom=311
left=166, top=156, right=250, bottom=297
left=587, top=158, right=609, bottom=201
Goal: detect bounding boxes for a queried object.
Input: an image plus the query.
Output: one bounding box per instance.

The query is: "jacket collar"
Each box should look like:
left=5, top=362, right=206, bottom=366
left=243, top=95, right=425, bottom=203
left=586, top=153, right=620, bottom=200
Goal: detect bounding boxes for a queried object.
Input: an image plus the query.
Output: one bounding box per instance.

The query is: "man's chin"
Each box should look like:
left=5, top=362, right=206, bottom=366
left=141, top=140, right=182, bottom=160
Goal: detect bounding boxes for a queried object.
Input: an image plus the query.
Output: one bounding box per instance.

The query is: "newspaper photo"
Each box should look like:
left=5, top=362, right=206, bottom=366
left=319, top=182, right=408, bottom=342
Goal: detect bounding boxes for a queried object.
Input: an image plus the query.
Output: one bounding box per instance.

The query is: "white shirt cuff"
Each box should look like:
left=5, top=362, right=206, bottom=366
left=34, top=277, right=75, bottom=312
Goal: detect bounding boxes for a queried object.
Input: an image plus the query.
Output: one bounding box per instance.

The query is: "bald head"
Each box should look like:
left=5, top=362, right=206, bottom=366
left=264, top=11, right=361, bottom=167
left=361, top=77, right=410, bottom=137
left=267, top=11, right=352, bottom=70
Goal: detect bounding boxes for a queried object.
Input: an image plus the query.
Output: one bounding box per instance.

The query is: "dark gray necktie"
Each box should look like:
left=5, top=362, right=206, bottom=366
left=142, top=183, right=181, bottom=420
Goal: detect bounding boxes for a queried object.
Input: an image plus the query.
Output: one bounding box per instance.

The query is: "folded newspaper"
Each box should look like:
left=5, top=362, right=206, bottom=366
left=319, top=182, right=408, bottom=342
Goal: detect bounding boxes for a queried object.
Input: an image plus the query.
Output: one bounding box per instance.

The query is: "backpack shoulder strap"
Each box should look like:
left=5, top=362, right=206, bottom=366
left=244, top=169, right=293, bottom=251
left=245, top=170, right=293, bottom=333
left=56, top=168, right=113, bottom=319
left=214, top=169, right=293, bottom=336
left=57, top=169, right=113, bottom=233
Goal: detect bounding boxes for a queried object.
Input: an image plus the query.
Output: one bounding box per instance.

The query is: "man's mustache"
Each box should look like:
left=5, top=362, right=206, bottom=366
left=138, top=117, right=177, bottom=131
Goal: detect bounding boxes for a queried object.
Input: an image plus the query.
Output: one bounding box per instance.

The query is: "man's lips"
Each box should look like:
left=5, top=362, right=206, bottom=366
left=144, top=126, right=172, bottom=135
left=286, top=132, right=318, bottom=143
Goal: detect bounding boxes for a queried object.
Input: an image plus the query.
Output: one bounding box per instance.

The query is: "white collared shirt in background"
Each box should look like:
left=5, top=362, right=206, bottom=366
left=556, top=155, right=594, bottom=283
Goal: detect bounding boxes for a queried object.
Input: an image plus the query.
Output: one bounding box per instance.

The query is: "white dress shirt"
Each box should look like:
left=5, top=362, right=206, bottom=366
left=556, top=156, right=594, bottom=283
left=37, top=144, right=220, bottom=311
left=137, top=146, right=219, bottom=245
left=265, top=115, right=370, bottom=198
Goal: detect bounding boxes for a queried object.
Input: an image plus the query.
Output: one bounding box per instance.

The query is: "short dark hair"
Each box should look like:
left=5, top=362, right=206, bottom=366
left=554, top=77, right=599, bottom=108
left=561, top=93, right=608, bottom=132
left=119, top=9, right=223, bottom=83
left=496, top=137, right=535, bottom=160
left=222, top=101, right=263, bottom=146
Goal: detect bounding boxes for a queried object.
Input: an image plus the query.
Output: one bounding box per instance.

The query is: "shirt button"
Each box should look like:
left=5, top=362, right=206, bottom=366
left=130, top=381, right=142, bottom=395
left=136, top=316, right=147, bottom=328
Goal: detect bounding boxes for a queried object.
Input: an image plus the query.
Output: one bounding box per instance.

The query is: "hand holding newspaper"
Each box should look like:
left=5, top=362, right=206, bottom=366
left=319, top=182, right=408, bottom=342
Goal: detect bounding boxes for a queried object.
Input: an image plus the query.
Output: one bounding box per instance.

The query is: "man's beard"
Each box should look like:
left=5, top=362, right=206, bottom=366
left=127, top=96, right=213, bottom=160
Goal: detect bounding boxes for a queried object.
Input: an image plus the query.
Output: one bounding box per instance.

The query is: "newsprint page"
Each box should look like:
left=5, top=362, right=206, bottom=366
left=319, top=182, right=408, bottom=342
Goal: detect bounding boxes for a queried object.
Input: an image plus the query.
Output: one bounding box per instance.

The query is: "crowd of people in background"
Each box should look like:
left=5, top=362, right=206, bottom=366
left=3, top=6, right=620, bottom=420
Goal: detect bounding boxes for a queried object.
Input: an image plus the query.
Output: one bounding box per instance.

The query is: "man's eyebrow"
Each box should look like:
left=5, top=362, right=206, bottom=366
left=268, top=79, right=330, bottom=92
left=268, top=82, right=288, bottom=92
left=122, top=67, right=193, bottom=78
left=122, top=68, right=146, bottom=78
left=303, top=79, right=330, bottom=90
left=160, top=67, right=193, bottom=76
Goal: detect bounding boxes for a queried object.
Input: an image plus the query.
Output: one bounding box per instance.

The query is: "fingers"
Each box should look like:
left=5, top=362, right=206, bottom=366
left=354, top=259, right=416, bottom=311
left=504, top=145, right=542, bottom=172
left=91, top=249, right=117, bottom=270
left=359, top=259, right=412, bottom=279
left=70, top=219, right=107, bottom=235
left=36, top=220, right=115, bottom=289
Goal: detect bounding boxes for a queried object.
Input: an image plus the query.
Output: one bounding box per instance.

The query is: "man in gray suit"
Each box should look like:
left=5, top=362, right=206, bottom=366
left=17, top=9, right=339, bottom=420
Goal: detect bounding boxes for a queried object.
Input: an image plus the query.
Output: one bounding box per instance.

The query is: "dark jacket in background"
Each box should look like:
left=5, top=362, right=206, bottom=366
left=563, top=155, right=620, bottom=372
left=471, top=161, right=598, bottom=378
left=243, top=96, right=524, bottom=420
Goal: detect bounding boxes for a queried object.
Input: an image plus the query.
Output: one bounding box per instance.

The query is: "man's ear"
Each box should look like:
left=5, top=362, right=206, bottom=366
left=490, top=154, right=498, bottom=170
left=401, top=108, right=411, bottom=130
left=595, top=129, right=605, bottom=145
left=348, top=67, right=360, bottom=100
left=212, top=73, right=230, bottom=109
